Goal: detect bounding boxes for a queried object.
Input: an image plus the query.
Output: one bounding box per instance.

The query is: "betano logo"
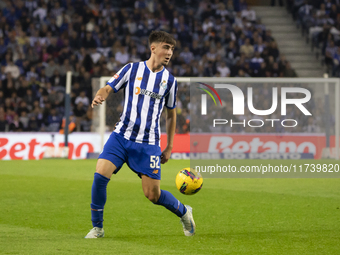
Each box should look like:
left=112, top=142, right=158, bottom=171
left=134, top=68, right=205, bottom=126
left=135, top=87, right=162, bottom=99
left=197, top=83, right=222, bottom=115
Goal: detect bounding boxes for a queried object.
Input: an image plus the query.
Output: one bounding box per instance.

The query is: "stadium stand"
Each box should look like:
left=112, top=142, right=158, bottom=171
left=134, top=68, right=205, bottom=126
left=288, top=0, right=340, bottom=76
left=0, top=0, right=298, bottom=133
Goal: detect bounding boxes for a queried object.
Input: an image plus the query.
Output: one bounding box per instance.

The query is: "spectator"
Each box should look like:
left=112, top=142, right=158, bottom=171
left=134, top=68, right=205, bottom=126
left=80, top=107, right=92, bottom=131
left=25, top=0, right=38, bottom=14
left=272, top=62, right=281, bottom=77
left=234, top=12, right=243, bottom=28
left=45, top=59, right=60, bottom=78
left=325, top=40, right=337, bottom=67
left=278, top=54, right=288, bottom=73
left=216, top=42, right=226, bottom=58
left=179, top=47, right=194, bottom=64
left=75, top=91, right=90, bottom=108
left=90, top=48, right=101, bottom=64
left=0, top=112, right=8, bottom=131
left=74, top=101, right=87, bottom=118
left=206, top=47, right=217, bottom=62
left=264, top=29, right=275, bottom=43
left=258, top=62, right=268, bottom=77
left=236, top=69, right=250, bottom=77
left=204, top=61, right=216, bottom=76
left=50, top=70, right=65, bottom=87
left=26, top=47, right=39, bottom=64
left=17, top=101, right=30, bottom=117
left=115, top=46, right=129, bottom=65
left=74, top=101, right=87, bottom=130
left=240, top=38, right=254, bottom=58
left=216, top=61, right=231, bottom=77
left=33, top=3, right=47, bottom=22
left=59, top=59, right=74, bottom=76
left=59, top=115, right=76, bottom=134
left=26, top=66, right=38, bottom=81
left=268, top=41, right=280, bottom=60
left=250, top=51, right=264, bottom=75
left=97, top=40, right=111, bottom=58
left=254, top=37, right=265, bottom=53
left=47, top=37, right=58, bottom=56
left=202, top=18, right=214, bottom=33
left=83, top=32, right=97, bottom=49
left=23, top=89, right=35, bottom=106
left=4, top=60, right=20, bottom=79
left=47, top=108, right=61, bottom=132
left=48, top=88, right=61, bottom=107
left=19, top=111, right=30, bottom=130
left=27, top=115, right=40, bottom=131
left=129, top=48, right=141, bottom=63
left=242, top=6, right=256, bottom=22
left=9, top=114, right=24, bottom=132
left=283, top=62, right=298, bottom=77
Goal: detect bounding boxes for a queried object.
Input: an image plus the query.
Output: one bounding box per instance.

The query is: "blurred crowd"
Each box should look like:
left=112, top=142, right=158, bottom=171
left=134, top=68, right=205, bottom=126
left=287, top=0, right=340, bottom=76
left=0, top=0, right=298, bottom=133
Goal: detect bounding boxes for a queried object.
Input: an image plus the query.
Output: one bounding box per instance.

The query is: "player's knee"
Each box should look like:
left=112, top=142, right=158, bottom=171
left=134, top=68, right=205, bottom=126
left=95, top=166, right=109, bottom=177
left=95, top=159, right=116, bottom=179
left=144, top=191, right=160, bottom=204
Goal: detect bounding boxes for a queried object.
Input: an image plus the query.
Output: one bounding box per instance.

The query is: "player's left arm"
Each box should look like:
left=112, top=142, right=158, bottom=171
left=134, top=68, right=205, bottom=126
left=161, top=107, right=176, bottom=164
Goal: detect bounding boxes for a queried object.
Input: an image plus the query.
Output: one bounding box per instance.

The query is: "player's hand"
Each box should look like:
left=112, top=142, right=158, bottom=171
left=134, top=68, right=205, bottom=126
left=161, top=147, right=172, bottom=164
left=91, top=95, right=105, bottom=108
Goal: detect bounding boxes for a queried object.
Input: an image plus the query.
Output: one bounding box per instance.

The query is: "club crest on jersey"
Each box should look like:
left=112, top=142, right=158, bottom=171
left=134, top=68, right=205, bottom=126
left=160, top=80, right=167, bottom=90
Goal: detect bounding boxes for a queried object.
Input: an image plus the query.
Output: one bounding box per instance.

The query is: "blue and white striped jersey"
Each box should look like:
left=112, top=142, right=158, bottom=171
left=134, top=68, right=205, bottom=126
left=106, top=61, right=178, bottom=146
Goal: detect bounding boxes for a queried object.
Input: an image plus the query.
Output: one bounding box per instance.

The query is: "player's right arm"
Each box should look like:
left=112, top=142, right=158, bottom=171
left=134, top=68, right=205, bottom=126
left=91, top=85, right=113, bottom=108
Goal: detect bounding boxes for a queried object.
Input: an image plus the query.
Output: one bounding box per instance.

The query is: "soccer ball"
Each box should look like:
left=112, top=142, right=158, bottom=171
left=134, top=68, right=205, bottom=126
left=176, top=168, right=203, bottom=195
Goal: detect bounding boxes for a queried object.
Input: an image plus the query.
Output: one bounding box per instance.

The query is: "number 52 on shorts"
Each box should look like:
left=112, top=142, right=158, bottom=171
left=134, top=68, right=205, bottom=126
left=150, top=156, right=160, bottom=168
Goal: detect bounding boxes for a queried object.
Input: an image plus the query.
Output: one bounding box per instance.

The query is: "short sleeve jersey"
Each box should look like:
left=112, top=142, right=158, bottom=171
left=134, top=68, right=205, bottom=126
left=106, top=61, right=178, bottom=146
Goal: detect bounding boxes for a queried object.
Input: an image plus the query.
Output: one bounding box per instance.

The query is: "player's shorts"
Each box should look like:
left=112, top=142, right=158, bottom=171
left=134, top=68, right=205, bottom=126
left=98, top=132, right=162, bottom=180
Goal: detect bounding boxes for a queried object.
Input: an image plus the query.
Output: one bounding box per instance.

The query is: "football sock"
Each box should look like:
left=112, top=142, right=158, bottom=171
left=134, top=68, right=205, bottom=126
left=91, top=172, right=110, bottom=228
left=155, top=190, right=187, bottom=217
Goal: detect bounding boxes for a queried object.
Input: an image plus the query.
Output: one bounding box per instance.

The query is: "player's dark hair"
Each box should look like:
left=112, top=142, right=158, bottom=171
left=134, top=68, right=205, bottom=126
left=148, top=31, right=176, bottom=47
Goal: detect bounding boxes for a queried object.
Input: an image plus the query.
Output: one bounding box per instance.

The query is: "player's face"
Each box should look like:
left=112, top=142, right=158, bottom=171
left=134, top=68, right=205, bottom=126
left=155, top=42, right=174, bottom=66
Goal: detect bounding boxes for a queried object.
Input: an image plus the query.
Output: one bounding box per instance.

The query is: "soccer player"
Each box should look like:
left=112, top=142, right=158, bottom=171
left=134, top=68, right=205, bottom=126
left=85, top=31, right=195, bottom=238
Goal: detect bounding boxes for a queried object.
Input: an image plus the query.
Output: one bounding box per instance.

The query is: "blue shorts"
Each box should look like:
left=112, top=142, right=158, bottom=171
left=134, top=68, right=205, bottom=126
left=98, top=132, right=162, bottom=180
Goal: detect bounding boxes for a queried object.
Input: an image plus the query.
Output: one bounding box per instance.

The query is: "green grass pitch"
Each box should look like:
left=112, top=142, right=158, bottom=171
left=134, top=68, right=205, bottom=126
left=1, top=159, right=340, bottom=254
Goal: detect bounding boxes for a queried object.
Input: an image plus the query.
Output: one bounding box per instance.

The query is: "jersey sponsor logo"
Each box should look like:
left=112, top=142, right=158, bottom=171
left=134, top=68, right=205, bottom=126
left=153, top=169, right=159, bottom=174
left=160, top=80, right=167, bottom=90
left=136, top=77, right=143, bottom=81
left=135, top=87, right=162, bottom=99
left=113, top=73, right=119, bottom=79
